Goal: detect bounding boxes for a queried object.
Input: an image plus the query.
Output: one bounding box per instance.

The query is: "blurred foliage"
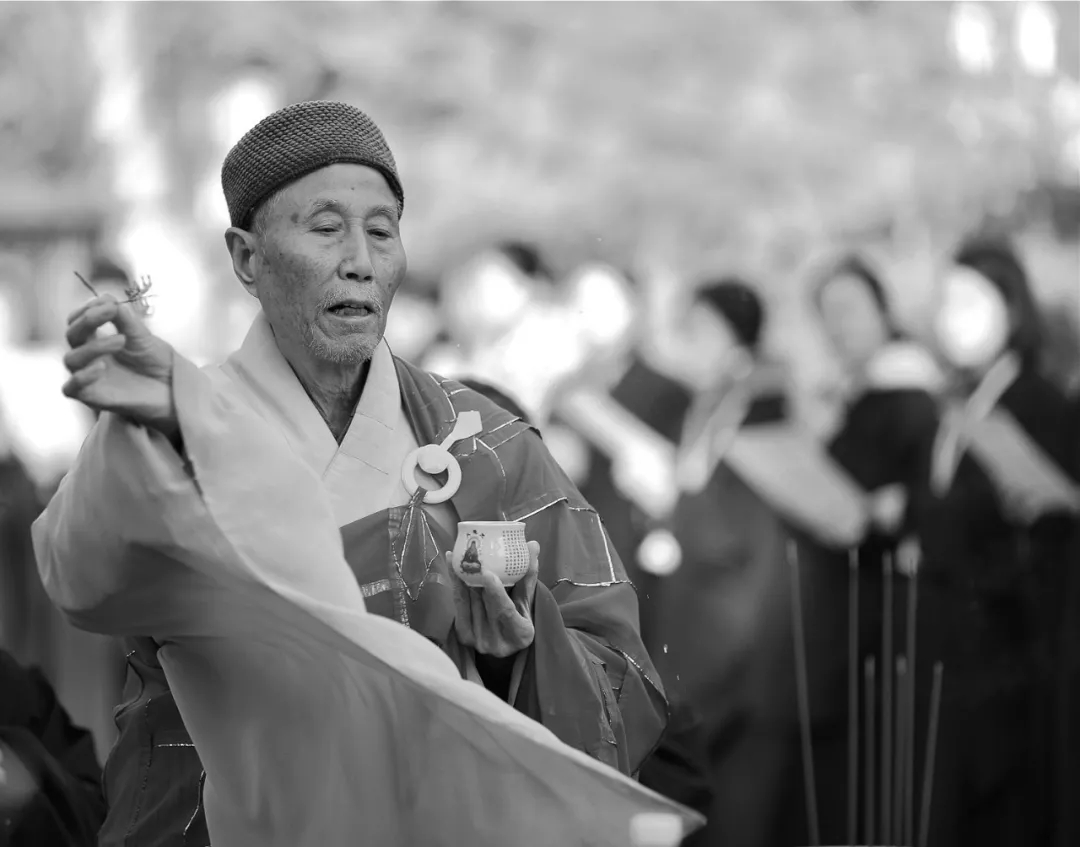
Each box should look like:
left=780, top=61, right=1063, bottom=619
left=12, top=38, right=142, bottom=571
left=0, top=1, right=1077, bottom=286
left=0, top=4, right=99, bottom=182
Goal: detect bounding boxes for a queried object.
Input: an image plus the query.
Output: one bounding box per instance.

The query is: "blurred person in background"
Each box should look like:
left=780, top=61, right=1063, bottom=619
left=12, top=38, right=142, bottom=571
left=0, top=403, right=44, bottom=666
left=650, top=277, right=873, bottom=847
left=0, top=279, right=45, bottom=665
left=381, top=282, right=442, bottom=364
left=915, top=237, right=1080, bottom=847
left=802, top=253, right=945, bottom=845
left=0, top=648, right=105, bottom=846
left=1, top=278, right=104, bottom=762
left=423, top=240, right=551, bottom=395
left=34, top=101, right=671, bottom=845
left=550, top=266, right=692, bottom=648
left=461, top=374, right=713, bottom=821
left=1041, top=306, right=1080, bottom=399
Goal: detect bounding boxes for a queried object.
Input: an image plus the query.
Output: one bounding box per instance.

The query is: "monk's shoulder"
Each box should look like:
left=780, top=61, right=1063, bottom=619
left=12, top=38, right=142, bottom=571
left=396, top=360, right=566, bottom=486
left=432, top=374, right=535, bottom=445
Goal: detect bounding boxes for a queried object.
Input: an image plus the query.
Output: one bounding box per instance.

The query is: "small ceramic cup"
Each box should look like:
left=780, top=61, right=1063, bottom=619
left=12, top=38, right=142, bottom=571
left=451, top=521, right=531, bottom=587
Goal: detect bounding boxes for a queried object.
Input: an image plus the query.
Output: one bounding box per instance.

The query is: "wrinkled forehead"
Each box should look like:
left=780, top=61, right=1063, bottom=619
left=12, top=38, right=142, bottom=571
left=271, top=163, right=401, bottom=221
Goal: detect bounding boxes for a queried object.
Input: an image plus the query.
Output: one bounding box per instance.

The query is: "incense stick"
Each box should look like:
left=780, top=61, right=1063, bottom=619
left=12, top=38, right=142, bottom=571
left=789, top=541, right=820, bottom=846
left=918, top=663, right=944, bottom=847
left=847, top=547, right=859, bottom=847
left=894, top=657, right=907, bottom=847
left=74, top=271, right=99, bottom=296
left=74, top=271, right=155, bottom=312
left=864, top=656, right=876, bottom=847
left=881, top=554, right=893, bottom=846
left=904, top=563, right=919, bottom=846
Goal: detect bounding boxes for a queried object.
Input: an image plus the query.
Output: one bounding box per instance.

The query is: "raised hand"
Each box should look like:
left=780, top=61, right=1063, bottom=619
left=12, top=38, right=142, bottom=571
left=62, top=295, right=178, bottom=436
left=450, top=540, right=540, bottom=658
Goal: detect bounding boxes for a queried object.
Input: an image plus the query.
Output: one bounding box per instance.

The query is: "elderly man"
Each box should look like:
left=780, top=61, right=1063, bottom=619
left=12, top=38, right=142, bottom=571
left=34, top=102, right=668, bottom=845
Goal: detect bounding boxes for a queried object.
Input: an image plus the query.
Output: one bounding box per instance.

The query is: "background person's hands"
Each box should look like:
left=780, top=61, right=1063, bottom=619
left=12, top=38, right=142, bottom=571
left=870, top=484, right=908, bottom=534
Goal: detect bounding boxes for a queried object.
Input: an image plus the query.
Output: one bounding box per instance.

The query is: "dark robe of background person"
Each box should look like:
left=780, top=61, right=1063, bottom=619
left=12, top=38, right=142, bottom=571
left=0, top=446, right=48, bottom=668
left=776, top=256, right=943, bottom=847
left=647, top=279, right=831, bottom=847
left=910, top=239, right=1080, bottom=847
left=459, top=377, right=714, bottom=821
left=568, top=357, right=694, bottom=650
left=1059, top=391, right=1080, bottom=847
left=9, top=258, right=132, bottom=768
left=0, top=648, right=106, bottom=846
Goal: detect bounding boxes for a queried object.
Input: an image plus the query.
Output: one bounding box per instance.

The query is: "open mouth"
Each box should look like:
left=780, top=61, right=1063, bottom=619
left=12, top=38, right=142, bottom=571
left=327, top=300, right=376, bottom=318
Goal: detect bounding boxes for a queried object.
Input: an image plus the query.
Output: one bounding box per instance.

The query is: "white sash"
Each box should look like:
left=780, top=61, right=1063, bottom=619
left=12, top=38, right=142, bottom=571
left=558, top=388, right=678, bottom=520
left=967, top=407, right=1080, bottom=521
left=930, top=352, right=1020, bottom=496
left=724, top=424, right=870, bottom=548
left=930, top=353, right=1079, bottom=521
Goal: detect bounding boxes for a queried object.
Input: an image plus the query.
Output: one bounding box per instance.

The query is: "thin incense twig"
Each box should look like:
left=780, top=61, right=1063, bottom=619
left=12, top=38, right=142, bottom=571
left=918, top=663, right=944, bottom=847
left=865, top=656, right=876, bottom=847
left=74, top=270, right=155, bottom=310
left=894, top=657, right=907, bottom=847
left=74, top=271, right=99, bottom=296
left=848, top=547, right=859, bottom=847
left=905, top=564, right=920, bottom=846
left=789, top=541, right=820, bottom=846
left=881, top=555, right=893, bottom=846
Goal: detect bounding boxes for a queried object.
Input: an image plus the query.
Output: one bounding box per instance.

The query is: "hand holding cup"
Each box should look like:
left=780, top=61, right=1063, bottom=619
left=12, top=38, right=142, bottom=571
left=448, top=521, right=539, bottom=658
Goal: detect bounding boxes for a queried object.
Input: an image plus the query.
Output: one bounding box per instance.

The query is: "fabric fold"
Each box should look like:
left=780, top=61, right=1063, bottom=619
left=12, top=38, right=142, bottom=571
left=34, top=355, right=701, bottom=846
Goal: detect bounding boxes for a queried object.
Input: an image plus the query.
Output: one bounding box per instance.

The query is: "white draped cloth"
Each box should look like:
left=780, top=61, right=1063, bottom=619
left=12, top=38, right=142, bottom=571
left=32, top=321, right=699, bottom=846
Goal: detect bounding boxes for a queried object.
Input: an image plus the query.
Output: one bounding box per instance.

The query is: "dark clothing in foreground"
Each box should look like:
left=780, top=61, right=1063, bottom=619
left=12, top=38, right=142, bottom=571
left=0, top=649, right=105, bottom=847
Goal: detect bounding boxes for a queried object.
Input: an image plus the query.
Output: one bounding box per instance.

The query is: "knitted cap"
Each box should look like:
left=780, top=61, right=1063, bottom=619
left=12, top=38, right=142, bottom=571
left=221, top=100, right=404, bottom=229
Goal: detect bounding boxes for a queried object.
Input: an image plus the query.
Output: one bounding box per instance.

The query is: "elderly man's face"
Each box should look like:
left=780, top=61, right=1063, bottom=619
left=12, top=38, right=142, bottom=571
left=245, top=163, right=406, bottom=367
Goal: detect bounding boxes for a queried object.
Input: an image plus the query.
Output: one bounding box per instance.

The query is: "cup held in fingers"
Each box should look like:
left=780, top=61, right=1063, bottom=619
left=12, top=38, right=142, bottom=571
left=451, top=521, right=530, bottom=588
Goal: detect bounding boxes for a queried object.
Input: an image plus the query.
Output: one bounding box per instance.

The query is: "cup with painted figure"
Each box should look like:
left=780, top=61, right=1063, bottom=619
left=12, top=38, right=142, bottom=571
left=451, top=521, right=530, bottom=588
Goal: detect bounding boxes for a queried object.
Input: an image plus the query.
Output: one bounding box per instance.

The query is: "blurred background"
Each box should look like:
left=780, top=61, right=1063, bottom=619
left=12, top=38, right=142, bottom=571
left=0, top=0, right=1077, bottom=830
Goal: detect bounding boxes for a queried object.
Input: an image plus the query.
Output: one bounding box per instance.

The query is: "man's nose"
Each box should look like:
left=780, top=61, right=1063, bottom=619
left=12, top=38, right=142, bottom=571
left=339, top=231, right=375, bottom=282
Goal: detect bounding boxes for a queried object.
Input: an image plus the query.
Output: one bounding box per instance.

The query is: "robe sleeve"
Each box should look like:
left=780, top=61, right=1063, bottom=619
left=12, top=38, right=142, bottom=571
left=485, top=425, right=668, bottom=777
left=32, top=354, right=365, bottom=639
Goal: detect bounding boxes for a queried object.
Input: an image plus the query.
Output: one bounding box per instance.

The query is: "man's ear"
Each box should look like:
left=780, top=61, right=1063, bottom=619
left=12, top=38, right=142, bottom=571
left=224, top=227, right=260, bottom=299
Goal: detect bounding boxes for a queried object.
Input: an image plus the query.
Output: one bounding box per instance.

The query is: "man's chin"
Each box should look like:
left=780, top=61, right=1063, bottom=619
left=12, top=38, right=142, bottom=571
left=308, top=332, right=380, bottom=366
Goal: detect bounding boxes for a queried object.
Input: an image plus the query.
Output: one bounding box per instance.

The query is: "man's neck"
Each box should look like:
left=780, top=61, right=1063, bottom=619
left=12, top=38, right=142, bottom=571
left=284, top=350, right=372, bottom=444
